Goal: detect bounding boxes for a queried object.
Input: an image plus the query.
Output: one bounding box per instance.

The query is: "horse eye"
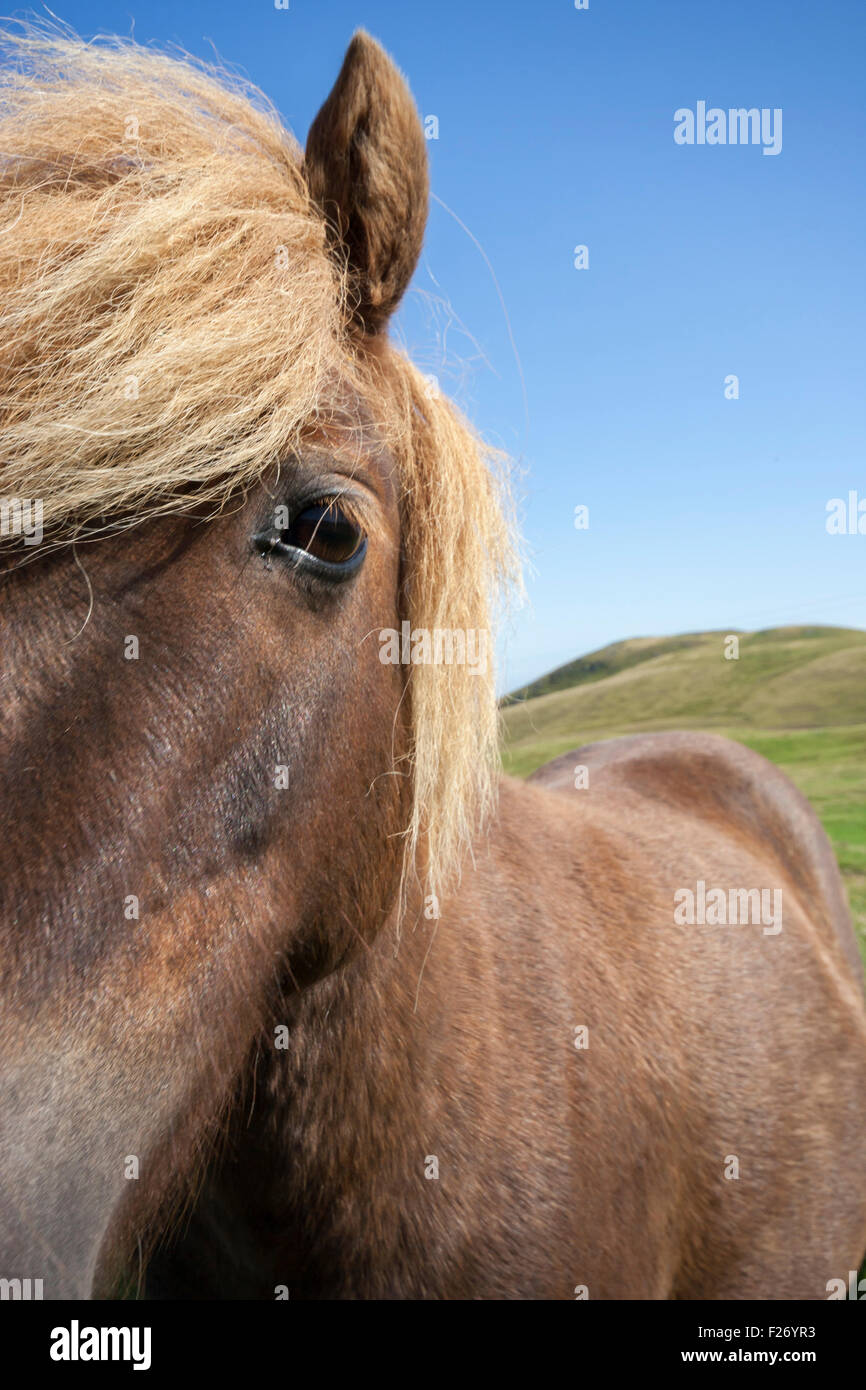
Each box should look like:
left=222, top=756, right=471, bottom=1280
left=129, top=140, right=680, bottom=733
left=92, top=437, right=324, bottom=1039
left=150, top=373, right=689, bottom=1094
left=284, top=501, right=364, bottom=565
left=254, top=498, right=367, bottom=579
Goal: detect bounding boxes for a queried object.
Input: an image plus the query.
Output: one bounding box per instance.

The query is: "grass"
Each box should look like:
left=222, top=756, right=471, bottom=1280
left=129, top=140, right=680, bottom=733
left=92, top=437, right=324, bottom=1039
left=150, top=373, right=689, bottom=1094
left=501, top=626, right=866, bottom=960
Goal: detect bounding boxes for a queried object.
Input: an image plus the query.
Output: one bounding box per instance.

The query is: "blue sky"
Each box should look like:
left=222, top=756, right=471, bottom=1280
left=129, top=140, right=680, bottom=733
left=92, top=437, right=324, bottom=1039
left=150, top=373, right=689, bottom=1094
left=37, top=0, right=866, bottom=690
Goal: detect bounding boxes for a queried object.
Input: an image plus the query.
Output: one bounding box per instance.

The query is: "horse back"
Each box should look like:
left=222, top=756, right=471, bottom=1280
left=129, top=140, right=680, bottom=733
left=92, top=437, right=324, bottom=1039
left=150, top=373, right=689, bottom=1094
left=490, top=730, right=866, bottom=1296
left=528, top=730, right=864, bottom=985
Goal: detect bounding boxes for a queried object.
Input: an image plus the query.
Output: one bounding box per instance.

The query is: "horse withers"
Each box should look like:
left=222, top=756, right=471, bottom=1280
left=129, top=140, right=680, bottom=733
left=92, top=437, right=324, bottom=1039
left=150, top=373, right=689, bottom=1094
left=0, top=27, right=863, bottom=1300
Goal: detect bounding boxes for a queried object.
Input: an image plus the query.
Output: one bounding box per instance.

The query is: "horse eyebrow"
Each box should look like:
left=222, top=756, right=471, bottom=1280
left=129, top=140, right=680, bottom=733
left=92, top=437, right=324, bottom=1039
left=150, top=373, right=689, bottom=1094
left=294, top=424, right=400, bottom=510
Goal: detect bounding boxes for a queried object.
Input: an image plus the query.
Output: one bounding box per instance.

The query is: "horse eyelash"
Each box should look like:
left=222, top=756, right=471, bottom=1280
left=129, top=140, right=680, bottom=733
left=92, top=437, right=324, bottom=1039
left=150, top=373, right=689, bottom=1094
left=295, top=494, right=365, bottom=534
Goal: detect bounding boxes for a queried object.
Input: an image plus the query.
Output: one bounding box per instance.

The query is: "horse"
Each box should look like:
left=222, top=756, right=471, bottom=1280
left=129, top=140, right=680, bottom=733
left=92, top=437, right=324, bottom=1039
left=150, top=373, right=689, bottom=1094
left=1, top=24, right=864, bottom=1302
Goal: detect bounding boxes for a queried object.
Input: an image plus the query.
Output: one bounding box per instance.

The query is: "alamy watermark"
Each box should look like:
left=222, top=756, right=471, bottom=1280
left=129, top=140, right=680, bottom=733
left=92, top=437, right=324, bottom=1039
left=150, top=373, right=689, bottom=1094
left=0, top=497, right=43, bottom=545
left=379, top=622, right=488, bottom=676
left=50, top=1321, right=152, bottom=1371
left=674, top=879, right=783, bottom=935
left=674, top=103, right=782, bottom=156
left=826, top=492, right=866, bottom=535
left=0, top=1276, right=43, bottom=1299
left=827, top=1270, right=866, bottom=1299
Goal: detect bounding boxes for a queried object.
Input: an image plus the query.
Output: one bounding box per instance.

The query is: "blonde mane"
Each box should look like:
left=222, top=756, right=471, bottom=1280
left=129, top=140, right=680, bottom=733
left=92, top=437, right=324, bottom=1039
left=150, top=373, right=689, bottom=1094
left=0, top=24, right=519, bottom=903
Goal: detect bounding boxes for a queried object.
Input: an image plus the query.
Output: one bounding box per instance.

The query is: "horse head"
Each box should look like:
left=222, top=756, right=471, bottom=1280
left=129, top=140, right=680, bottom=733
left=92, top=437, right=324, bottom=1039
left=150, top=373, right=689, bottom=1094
left=0, top=28, right=513, bottom=1298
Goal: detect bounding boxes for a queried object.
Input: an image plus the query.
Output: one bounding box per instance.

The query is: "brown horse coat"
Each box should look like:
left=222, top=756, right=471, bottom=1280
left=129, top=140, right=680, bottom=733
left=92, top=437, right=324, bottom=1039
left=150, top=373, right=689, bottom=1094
left=144, top=733, right=866, bottom=1299
left=0, top=28, right=864, bottom=1301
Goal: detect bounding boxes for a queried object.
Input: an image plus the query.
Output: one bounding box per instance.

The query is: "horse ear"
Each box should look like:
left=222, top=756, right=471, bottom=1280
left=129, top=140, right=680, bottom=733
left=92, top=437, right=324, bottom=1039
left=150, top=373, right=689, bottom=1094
left=305, top=31, right=429, bottom=335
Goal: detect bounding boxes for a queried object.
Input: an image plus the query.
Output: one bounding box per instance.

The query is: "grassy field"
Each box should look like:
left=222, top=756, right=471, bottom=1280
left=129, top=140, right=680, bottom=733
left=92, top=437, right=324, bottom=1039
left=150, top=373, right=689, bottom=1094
left=501, top=625, right=866, bottom=959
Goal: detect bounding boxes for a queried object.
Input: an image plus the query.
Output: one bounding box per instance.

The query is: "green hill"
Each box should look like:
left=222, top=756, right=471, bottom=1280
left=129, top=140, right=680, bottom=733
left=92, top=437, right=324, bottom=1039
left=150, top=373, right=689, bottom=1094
left=501, top=625, right=866, bottom=956
left=502, top=630, right=727, bottom=704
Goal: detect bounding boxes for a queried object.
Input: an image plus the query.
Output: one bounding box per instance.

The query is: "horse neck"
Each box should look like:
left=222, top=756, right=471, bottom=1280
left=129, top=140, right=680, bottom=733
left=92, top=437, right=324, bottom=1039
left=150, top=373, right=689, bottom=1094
left=274, top=890, right=441, bottom=1153
left=145, top=894, right=446, bottom=1296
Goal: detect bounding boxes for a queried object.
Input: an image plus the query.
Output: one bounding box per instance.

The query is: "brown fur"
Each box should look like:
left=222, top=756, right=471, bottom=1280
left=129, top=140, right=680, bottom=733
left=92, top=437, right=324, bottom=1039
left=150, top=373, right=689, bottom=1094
left=305, top=33, right=429, bottom=334
left=0, top=26, right=864, bottom=1301
left=142, top=739, right=866, bottom=1300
